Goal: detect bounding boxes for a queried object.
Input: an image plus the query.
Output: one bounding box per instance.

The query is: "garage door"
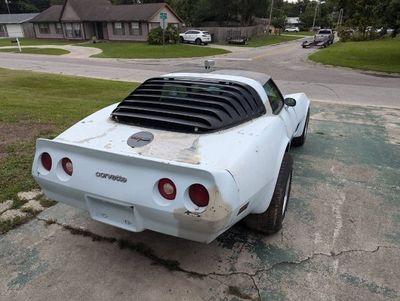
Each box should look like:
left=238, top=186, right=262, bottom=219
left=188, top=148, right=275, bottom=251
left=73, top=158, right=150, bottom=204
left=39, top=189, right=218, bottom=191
left=6, top=24, right=24, bottom=38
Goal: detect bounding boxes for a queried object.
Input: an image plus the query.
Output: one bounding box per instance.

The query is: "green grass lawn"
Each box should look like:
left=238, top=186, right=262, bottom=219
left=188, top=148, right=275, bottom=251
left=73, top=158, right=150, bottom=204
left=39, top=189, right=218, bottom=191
left=0, top=47, right=69, bottom=55
left=243, top=34, right=301, bottom=47
left=80, top=42, right=230, bottom=58
left=0, top=38, right=75, bottom=47
left=0, top=68, right=136, bottom=207
left=309, top=39, right=400, bottom=73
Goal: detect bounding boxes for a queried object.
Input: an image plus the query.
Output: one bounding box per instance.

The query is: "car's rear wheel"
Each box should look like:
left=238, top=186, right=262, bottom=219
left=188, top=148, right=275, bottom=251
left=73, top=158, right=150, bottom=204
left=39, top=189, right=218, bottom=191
left=244, top=153, right=293, bottom=234
left=195, top=38, right=202, bottom=45
left=292, top=108, right=310, bottom=147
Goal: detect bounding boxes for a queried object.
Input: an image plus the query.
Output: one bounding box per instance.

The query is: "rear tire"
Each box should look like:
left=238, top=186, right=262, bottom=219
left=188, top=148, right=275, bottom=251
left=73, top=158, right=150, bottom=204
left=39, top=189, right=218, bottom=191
left=292, top=109, right=310, bottom=147
left=244, top=153, right=293, bottom=234
left=195, top=38, right=202, bottom=45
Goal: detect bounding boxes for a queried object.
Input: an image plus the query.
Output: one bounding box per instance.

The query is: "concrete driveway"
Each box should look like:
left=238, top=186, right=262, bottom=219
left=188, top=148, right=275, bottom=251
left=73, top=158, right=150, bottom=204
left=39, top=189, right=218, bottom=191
left=1, top=101, right=399, bottom=301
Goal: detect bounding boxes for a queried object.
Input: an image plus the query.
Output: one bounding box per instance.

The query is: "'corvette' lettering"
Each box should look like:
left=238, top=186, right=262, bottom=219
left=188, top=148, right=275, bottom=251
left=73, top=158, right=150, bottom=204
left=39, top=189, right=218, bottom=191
left=96, top=172, right=127, bottom=183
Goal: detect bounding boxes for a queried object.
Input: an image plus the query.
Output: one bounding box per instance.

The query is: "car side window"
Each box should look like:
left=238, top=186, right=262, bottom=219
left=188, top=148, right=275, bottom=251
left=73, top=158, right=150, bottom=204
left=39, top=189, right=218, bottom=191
left=263, top=80, right=284, bottom=114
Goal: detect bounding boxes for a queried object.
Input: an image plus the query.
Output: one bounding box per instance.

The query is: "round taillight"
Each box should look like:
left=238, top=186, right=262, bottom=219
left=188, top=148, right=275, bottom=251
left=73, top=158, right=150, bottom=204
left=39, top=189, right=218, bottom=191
left=158, top=178, right=176, bottom=200
left=62, top=158, right=73, bottom=176
left=41, top=152, right=52, bottom=171
left=189, top=184, right=209, bottom=207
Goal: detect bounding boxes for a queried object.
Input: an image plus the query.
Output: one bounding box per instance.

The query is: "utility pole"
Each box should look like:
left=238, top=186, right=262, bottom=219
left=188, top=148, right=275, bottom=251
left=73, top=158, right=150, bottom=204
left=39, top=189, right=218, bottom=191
left=337, top=8, right=344, bottom=28
left=268, top=0, right=274, bottom=34
left=5, top=0, right=11, bottom=14
left=312, top=0, right=325, bottom=29
left=312, top=1, right=318, bottom=29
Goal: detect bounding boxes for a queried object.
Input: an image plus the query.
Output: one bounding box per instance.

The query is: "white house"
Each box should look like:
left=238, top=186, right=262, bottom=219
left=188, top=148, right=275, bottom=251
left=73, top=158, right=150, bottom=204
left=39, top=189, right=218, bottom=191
left=286, top=17, right=301, bottom=27
left=0, top=13, right=38, bottom=38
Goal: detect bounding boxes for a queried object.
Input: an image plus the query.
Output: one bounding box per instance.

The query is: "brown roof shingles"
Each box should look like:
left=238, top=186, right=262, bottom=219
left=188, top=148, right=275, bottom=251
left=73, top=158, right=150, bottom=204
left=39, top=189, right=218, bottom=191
left=31, top=0, right=180, bottom=23
left=30, top=5, right=63, bottom=22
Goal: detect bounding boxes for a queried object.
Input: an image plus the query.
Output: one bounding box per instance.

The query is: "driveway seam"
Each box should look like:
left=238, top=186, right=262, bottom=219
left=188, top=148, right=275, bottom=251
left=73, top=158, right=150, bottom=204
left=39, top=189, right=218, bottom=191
left=35, top=216, right=400, bottom=301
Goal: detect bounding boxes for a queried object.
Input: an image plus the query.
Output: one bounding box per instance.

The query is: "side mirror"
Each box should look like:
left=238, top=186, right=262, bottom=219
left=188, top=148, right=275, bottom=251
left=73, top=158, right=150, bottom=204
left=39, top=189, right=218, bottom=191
left=284, top=98, right=297, bottom=107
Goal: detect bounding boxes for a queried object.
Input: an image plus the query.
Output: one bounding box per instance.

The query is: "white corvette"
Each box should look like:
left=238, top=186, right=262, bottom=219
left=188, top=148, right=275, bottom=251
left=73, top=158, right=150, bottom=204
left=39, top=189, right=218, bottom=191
left=32, top=70, right=310, bottom=243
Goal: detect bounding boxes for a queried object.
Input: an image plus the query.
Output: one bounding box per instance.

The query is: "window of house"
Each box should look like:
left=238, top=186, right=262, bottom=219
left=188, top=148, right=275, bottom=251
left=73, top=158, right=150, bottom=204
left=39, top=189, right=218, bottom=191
left=113, top=22, right=125, bottom=35
left=65, top=23, right=81, bottom=38
left=55, top=23, right=63, bottom=35
left=149, top=23, right=160, bottom=31
left=39, top=23, right=50, bottom=34
left=0, top=24, right=5, bottom=32
left=130, top=22, right=141, bottom=35
left=263, top=80, right=284, bottom=114
left=65, top=23, right=72, bottom=38
left=73, top=23, right=81, bottom=37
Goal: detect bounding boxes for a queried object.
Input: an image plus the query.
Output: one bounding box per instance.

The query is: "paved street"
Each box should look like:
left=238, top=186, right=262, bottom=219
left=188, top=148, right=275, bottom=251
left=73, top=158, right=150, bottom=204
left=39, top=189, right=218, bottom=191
left=1, top=41, right=399, bottom=301
left=0, top=40, right=399, bottom=107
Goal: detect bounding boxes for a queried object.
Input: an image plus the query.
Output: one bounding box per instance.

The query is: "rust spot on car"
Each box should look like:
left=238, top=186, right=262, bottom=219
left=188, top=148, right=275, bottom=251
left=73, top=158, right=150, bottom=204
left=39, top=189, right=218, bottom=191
left=173, top=186, right=232, bottom=235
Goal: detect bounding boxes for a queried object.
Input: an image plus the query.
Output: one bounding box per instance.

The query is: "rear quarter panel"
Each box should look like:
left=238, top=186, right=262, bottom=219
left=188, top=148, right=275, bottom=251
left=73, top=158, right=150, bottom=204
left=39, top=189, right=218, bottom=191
left=220, top=116, right=291, bottom=214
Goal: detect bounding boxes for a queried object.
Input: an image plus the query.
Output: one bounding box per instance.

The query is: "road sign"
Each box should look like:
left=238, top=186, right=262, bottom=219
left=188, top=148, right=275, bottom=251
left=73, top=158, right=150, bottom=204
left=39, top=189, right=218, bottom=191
left=160, top=12, right=167, bottom=20
left=160, top=12, right=168, bottom=30
left=160, top=19, right=167, bottom=30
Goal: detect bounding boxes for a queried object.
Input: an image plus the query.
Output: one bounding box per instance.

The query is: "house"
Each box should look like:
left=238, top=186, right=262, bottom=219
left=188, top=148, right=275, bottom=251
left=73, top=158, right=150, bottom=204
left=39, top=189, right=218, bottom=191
left=30, top=0, right=183, bottom=41
left=286, top=17, right=301, bottom=27
left=0, top=13, right=38, bottom=38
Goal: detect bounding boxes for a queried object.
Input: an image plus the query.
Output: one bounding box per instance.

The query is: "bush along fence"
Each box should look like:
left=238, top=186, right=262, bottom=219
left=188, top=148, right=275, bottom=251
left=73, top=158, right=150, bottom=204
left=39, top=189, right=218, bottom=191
left=148, top=24, right=179, bottom=45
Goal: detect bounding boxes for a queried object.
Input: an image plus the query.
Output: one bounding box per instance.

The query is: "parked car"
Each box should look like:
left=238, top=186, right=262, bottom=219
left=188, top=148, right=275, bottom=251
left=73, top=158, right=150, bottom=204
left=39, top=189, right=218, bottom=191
left=367, top=27, right=394, bottom=36
left=310, top=26, right=321, bottom=32
left=302, top=28, right=334, bottom=48
left=285, top=27, right=300, bottom=32
left=32, top=70, right=311, bottom=243
left=179, top=30, right=212, bottom=45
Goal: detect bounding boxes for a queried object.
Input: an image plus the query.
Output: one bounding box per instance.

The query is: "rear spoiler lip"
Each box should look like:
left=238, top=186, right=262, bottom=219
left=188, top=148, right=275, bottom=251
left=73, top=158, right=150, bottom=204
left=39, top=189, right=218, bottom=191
left=34, top=137, right=221, bottom=174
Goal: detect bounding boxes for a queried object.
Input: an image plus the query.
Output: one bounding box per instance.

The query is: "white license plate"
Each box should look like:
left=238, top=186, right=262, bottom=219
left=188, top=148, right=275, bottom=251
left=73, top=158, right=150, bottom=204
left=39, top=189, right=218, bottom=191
left=86, top=196, right=136, bottom=231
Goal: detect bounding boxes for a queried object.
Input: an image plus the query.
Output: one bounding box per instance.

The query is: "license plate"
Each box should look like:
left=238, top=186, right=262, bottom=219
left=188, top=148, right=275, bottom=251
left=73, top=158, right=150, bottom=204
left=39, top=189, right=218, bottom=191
left=86, top=196, right=136, bottom=231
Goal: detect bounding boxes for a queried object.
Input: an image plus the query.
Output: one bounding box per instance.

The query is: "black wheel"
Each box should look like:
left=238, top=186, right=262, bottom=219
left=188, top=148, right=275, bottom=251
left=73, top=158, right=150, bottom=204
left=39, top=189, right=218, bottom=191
left=179, top=37, right=184, bottom=43
left=244, top=153, right=293, bottom=234
left=292, top=109, right=310, bottom=147
left=195, top=38, right=202, bottom=45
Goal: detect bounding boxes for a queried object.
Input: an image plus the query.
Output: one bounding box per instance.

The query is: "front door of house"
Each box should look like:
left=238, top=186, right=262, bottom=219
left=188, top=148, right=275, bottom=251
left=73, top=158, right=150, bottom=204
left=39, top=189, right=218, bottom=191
left=96, top=22, right=104, bottom=40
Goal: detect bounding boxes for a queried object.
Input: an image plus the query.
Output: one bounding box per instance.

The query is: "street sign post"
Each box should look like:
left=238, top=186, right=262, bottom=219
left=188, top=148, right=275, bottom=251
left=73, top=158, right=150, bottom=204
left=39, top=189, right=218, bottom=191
left=160, top=12, right=168, bottom=54
left=160, top=12, right=167, bottom=20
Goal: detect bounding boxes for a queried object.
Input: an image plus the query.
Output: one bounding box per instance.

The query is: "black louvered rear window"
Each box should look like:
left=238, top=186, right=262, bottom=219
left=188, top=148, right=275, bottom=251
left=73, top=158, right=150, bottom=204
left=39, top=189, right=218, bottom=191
left=111, top=77, right=266, bottom=133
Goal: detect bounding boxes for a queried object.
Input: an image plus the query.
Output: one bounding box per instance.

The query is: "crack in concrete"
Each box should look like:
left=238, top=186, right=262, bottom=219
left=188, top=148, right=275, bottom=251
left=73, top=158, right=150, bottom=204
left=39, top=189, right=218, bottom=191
left=37, top=217, right=400, bottom=301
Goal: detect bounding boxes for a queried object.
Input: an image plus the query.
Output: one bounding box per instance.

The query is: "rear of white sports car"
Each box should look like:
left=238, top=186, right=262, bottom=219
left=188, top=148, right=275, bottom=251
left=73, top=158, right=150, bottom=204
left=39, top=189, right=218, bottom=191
left=33, top=137, right=241, bottom=243
left=32, top=74, right=271, bottom=243
left=32, top=72, right=310, bottom=243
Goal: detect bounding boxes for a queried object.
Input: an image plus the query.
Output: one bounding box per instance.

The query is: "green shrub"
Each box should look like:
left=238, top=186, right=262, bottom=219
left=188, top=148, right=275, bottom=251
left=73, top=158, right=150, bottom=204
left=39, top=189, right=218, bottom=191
left=338, top=26, right=381, bottom=42
left=148, top=25, right=179, bottom=45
